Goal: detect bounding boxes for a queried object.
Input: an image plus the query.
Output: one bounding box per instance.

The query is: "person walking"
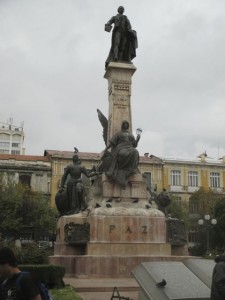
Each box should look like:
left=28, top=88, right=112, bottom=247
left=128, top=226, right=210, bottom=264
left=0, top=247, right=41, bottom=300
left=211, top=255, right=225, bottom=300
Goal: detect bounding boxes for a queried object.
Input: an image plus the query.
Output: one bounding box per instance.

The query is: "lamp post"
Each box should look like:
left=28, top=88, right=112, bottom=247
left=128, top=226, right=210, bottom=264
left=198, top=214, right=217, bottom=255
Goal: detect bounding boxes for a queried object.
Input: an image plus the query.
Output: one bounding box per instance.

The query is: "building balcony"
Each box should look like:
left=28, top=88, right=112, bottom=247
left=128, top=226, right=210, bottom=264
left=170, top=185, right=184, bottom=192
left=187, top=186, right=199, bottom=193
left=210, top=187, right=223, bottom=193
left=169, top=185, right=201, bottom=193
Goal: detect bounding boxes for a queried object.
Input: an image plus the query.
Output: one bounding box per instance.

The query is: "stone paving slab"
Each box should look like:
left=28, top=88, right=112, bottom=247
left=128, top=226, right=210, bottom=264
left=78, top=291, right=138, bottom=300
left=64, top=277, right=139, bottom=300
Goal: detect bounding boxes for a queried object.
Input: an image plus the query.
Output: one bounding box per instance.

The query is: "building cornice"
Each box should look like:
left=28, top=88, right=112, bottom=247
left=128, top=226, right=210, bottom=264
left=0, top=164, right=51, bottom=172
left=163, top=158, right=225, bottom=167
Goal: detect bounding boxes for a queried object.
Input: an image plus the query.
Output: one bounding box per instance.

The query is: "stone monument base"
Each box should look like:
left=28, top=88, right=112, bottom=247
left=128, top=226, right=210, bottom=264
left=49, top=209, right=188, bottom=277
left=50, top=255, right=192, bottom=278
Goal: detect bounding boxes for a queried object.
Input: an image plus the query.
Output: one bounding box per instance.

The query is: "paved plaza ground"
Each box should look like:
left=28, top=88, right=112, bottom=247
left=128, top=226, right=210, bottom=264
left=64, top=277, right=139, bottom=300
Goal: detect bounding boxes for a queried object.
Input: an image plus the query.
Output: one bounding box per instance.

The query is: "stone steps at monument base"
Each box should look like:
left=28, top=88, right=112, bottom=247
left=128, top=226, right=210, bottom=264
left=54, top=242, right=171, bottom=256
left=86, top=242, right=171, bottom=255
left=49, top=255, right=192, bottom=277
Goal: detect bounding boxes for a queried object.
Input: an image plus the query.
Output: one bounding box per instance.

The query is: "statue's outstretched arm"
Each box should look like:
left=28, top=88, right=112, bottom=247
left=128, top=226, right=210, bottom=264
left=106, top=16, right=115, bottom=26
left=104, top=142, right=113, bottom=153
left=134, top=129, right=142, bottom=147
left=136, top=133, right=141, bottom=144
left=97, top=109, right=108, bottom=146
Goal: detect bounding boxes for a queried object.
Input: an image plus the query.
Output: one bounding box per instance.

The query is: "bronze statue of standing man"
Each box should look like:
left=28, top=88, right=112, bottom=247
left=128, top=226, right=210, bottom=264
left=55, top=152, right=98, bottom=216
left=105, top=6, right=138, bottom=69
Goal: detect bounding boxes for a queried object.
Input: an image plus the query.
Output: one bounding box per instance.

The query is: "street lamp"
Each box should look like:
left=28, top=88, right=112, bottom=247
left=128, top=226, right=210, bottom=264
left=198, top=215, right=217, bottom=255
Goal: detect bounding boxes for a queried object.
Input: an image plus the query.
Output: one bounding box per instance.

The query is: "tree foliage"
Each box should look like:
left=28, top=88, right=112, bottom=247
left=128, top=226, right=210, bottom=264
left=188, top=188, right=224, bottom=253
left=189, top=187, right=220, bottom=216
left=167, top=196, right=189, bottom=226
left=212, top=197, right=225, bottom=250
left=0, top=176, right=58, bottom=237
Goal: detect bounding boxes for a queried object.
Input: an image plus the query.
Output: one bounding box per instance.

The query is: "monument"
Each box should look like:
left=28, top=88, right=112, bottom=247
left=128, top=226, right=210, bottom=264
left=55, top=149, right=98, bottom=216
left=49, top=6, right=188, bottom=277
left=104, top=6, right=138, bottom=69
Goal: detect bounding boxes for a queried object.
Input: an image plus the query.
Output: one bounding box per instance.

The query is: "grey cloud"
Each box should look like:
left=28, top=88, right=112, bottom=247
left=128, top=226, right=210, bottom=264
left=0, top=0, right=225, bottom=161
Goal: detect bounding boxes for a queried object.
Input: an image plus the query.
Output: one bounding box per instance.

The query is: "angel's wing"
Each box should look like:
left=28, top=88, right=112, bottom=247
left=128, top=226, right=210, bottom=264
left=97, top=109, right=108, bottom=146
left=74, top=147, right=79, bottom=153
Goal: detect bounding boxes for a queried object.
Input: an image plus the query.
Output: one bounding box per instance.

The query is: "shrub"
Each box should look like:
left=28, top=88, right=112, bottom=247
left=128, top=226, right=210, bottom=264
left=19, top=264, right=65, bottom=288
left=5, top=244, right=53, bottom=265
left=188, top=244, right=205, bottom=256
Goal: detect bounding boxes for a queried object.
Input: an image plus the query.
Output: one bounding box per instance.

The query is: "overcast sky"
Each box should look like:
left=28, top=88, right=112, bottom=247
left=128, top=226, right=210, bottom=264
left=0, top=0, right=225, bottom=160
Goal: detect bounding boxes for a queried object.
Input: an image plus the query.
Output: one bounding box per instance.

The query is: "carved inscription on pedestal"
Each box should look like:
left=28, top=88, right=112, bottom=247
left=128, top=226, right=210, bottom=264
left=64, top=222, right=90, bottom=245
left=115, top=104, right=127, bottom=110
left=116, top=97, right=128, bottom=102
left=166, top=218, right=187, bottom=246
left=114, top=84, right=129, bottom=92
left=125, top=226, right=132, bottom=234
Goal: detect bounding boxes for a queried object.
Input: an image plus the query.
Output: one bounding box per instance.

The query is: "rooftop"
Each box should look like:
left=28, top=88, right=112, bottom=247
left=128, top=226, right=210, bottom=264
left=0, top=154, right=50, bottom=162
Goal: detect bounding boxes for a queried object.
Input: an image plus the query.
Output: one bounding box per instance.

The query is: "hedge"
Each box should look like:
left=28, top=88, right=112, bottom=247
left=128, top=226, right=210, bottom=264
left=19, top=264, right=65, bottom=288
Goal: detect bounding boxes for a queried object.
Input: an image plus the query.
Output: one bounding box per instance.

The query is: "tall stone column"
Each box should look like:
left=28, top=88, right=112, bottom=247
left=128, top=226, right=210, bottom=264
left=104, top=62, right=136, bottom=143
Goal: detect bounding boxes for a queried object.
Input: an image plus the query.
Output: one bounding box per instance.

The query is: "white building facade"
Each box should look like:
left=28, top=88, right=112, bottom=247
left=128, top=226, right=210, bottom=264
left=0, top=121, right=25, bottom=155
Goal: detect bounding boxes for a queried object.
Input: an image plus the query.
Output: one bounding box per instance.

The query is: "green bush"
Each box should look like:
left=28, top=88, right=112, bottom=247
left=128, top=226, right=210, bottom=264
left=0, top=245, right=63, bottom=288
left=188, top=244, right=205, bottom=256
left=19, top=264, right=65, bottom=288
left=3, top=244, right=53, bottom=265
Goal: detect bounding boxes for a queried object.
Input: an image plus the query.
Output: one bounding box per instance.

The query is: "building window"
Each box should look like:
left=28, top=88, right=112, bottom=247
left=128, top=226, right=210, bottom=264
left=189, top=199, right=198, bottom=214
left=188, top=171, right=198, bottom=187
left=210, top=172, right=220, bottom=188
left=143, top=172, right=151, bottom=191
left=0, top=142, right=10, bottom=147
left=188, top=226, right=200, bottom=244
left=53, top=160, right=58, bottom=176
left=11, top=150, right=20, bottom=154
left=47, top=179, right=51, bottom=194
left=12, top=143, right=19, bottom=147
left=19, top=174, right=31, bottom=188
left=170, top=170, right=181, bottom=186
left=0, top=133, right=10, bottom=140
left=12, top=134, right=21, bottom=141
left=174, top=196, right=183, bottom=206
left=0, top=149, right=9, bottom=154
left=35, top=174, right=43, bottom=190
left=61, top=162, right=65, bottom=176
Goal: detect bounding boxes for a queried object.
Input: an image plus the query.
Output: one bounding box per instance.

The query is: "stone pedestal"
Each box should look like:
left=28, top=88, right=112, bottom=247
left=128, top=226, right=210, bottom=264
left=104, top=62, right=136, bottom=143
left=54, top=214, right=89, bottom=255
left=87, top=213, right=170, bottom=256
left=102, top=173, right=147, bottom=201
left=49, top=62, right=188, bottom=277
left=49, top=209, right=174, bottom=277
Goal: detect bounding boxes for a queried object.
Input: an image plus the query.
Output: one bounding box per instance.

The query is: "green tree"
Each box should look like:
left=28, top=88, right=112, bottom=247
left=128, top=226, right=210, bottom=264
left=188, top=188, right=222, bottom=255
left=212, top=197, right=225, bottom=250
left=0, top=176, right=58, bottom=238
left=167, top=195, right=189, bottom=226
left=189, top=187, right=220, bottom=217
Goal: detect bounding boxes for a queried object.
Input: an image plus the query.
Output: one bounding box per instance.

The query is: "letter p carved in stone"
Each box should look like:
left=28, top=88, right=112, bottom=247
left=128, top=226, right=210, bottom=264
left=109, top=224, right=116, bottom=233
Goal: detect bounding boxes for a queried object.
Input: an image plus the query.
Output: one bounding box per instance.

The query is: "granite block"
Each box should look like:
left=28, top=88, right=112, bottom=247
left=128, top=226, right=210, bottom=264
left=132, top=261, right=211, bottom=300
